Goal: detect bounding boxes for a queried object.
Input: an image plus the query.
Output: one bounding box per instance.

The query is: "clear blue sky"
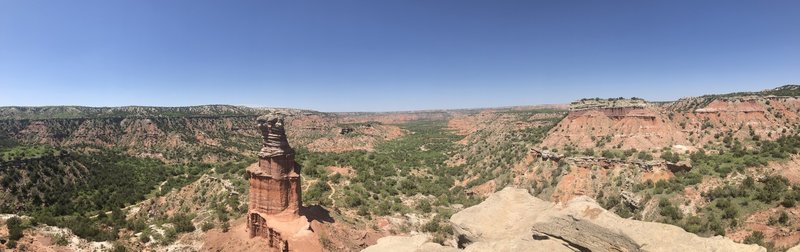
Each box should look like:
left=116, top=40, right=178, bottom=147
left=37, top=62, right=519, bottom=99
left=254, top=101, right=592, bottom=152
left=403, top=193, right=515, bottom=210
left=1, top=1, right=798, bottom=112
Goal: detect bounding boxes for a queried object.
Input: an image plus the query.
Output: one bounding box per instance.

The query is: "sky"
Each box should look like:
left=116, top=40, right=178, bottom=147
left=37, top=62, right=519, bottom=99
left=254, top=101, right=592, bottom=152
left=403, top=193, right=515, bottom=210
left=1, top=1, right=799, bottom=112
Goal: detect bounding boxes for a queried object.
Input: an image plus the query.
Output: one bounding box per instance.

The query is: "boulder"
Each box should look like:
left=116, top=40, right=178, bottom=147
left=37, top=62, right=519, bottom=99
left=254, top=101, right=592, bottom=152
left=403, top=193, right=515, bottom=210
left=450, top=187, right=552, bottom=243
left=454, top=188, right=765, bottom=252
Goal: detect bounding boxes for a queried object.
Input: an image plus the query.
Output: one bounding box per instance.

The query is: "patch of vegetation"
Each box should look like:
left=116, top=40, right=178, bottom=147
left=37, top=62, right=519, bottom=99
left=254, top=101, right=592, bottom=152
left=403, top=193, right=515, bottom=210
left=658, top=198, right=683, bottom=223
left=6, top=216, right=26, bottom=243
left=461, top=110, right=563, bottom=189
left=297, top=120, right=479, bottom=215
left=637, top=151, right=654, bottom=161
left=1, top=145, right=62, bottom=161
left=169, top=213, right=196, bottom=233
left=0, top=147, right=212, bottom=242
left=632, top=134, right=800, bottom=238
left=201, top=221, right=215, bottom=232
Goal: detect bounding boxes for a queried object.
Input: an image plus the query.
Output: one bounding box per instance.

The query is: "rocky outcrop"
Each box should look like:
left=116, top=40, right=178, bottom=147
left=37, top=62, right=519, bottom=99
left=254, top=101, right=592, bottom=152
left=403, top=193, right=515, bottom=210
left=364, top=187, right=766, bottom=252
left=362, top=235, right=460, bottom=252
left=246, top=114, right=320, bottom=252
left=530, top=148, right=683, bottom=174
left=531, top=148, right=564, bottom=161
left=339, top=127, right=355, bottom=135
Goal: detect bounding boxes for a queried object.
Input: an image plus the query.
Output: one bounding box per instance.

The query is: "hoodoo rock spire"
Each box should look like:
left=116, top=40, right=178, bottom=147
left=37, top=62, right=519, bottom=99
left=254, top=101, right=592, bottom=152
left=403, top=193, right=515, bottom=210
left=248, top=114, right=302, bottom=216
left=246, top=113, right=320, bottom=252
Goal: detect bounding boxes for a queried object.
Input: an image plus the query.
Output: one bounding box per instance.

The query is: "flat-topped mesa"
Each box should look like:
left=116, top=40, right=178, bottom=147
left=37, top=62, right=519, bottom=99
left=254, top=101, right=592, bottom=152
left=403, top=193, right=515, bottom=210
left=569, top=97, right=649, bottom=111
left=567, top=97, right=656, bottom=120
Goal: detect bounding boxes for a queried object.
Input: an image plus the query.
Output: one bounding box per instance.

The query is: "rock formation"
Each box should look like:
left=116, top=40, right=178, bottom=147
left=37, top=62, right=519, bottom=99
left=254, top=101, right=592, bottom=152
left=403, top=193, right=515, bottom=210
left=543, top=98, right=690, bottom=151
left=542, top=90, right=800, bottom=151
left=569, top=97, right=649, bottom=111
left=249, top=114, right=302, bottom=218
left=364, top=187, right=766, bottom=252
left=246, top=114, right=320, bottom=252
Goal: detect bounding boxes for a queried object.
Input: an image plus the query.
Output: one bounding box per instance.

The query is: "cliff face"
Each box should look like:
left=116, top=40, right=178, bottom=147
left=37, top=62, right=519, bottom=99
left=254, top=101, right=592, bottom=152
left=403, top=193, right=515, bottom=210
left=543, top=105, right=689, bottom=150
left=541, top=93, right=800, bottom=151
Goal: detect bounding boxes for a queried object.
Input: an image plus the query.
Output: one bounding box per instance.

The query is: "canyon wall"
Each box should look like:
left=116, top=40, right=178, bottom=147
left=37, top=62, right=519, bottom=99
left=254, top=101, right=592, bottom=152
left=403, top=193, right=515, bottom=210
left=542, top=91, right=800, bottom=151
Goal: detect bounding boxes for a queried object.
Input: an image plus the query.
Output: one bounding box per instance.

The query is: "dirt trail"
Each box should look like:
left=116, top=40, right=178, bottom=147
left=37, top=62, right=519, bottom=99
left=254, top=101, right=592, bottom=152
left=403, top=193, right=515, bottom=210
left=327, top=181, right=337, bottom=207
left=302, top=175, right=318, bottom=191
left=157, top=180, right=167, bottom=192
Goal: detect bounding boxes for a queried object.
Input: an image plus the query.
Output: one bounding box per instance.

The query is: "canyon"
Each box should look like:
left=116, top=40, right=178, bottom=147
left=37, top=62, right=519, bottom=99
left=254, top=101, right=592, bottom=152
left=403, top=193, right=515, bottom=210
left=2, top=85, right=800, bottom=251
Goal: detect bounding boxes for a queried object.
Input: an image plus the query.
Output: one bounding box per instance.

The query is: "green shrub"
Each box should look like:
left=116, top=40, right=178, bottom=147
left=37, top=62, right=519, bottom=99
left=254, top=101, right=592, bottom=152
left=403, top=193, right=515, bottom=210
left=782, top=198, right=796, bottom=208
left=417, top=200, right=432, bottom=213
left=53, top=233, right=69, bottom=246
left=743, top=231, right=764, bottom=245
left=162, top=228, right=177, bottom=245
left=139, top=231, right=151, bottom=243
left=170, top=214, right=196, bottom=233
left=6, top=216, right=24, bottom=241
left=779, top=211, right=790, bottom=225
left=658, top=198, right=683, bottom=222
left=422, top=221, right=440, bottom=233
left=201, top=222, right=215, bottom=232
left=637, top=151, right=653, bottom=161
left=660, top=151, right=680, bottom=163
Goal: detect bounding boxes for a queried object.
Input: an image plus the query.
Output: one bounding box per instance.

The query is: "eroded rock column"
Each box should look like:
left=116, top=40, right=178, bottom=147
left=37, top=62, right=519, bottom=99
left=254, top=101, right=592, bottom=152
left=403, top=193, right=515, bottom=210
left=247, top=114, right=302, bottom=235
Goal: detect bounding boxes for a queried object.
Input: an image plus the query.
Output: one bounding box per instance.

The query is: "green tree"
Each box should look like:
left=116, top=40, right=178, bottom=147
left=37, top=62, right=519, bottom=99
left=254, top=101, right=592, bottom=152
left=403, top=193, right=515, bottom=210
left=6, top=216, right=24, bottom=241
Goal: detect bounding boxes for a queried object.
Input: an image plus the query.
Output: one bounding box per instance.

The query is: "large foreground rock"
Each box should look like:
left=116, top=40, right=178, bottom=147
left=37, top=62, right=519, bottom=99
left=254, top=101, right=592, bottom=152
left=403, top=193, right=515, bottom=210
left=364, top=187, right=766, bottom=252
left=362, top=234, right=459, bottom=252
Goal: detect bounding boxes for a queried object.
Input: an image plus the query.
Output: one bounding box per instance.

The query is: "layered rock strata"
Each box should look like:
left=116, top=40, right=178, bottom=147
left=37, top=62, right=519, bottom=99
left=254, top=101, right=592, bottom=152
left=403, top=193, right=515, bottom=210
left=248, top=114, right=302, bottom=216
left=247, top=114, right=319, bottom=252
left=543, top=90, right=800, bottom=151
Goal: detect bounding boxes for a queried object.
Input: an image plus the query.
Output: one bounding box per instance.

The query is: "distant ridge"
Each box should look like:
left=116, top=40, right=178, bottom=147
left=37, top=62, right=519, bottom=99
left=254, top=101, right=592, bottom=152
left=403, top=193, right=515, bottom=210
left=0, top=105, right=316, bottom=120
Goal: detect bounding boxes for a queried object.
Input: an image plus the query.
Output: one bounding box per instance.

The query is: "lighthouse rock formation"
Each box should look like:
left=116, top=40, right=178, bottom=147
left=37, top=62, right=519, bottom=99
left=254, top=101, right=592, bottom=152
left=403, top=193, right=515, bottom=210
left=246, top=114, right=321, bottom=252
